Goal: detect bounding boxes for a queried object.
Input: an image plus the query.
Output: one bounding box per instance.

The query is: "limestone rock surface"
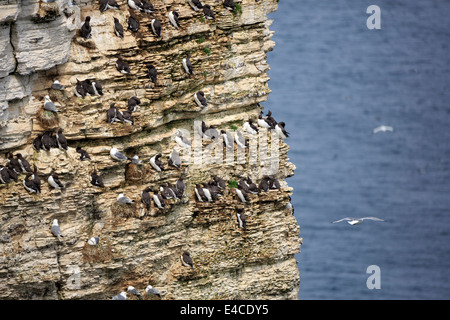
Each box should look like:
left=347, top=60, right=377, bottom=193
left=0, top=0, right=301, bottom=300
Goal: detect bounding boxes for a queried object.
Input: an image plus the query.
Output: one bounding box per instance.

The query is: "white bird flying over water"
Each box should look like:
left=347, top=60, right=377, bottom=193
left=373, top=125, right=394, bottom=134
left=332, top=217, right=385, bottom=225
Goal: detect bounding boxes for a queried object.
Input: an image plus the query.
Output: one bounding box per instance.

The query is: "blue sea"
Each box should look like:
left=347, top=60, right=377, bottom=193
left=266, top=0, right=450, bottom=299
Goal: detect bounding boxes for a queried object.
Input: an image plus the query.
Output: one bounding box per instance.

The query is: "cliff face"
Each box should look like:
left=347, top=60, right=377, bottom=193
left=0, top=0, right=301, bottom=300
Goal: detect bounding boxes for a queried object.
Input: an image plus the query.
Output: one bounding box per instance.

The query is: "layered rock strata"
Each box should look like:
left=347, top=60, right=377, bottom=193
left=0, top=0, right=301, bottom=300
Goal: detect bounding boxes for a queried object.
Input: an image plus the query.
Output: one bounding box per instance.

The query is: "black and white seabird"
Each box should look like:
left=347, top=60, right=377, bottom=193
left=127, top=15, right=140, bottom=33
left=269, top=177, right=281, bottom=189
left=275, top=122, right=289, bottom=139
left=175, top=130, right=191, bottom=149
left=150, top=154, right=163, bottom=172
left=5, top=165, right=18, bottom=182
left=51, top=219, right=64, bottom=240
left=234, top=130, right=248, bottom=149
left=150, top=19, right=161, bottom=38
left=188, top=0, right=203, bottom=12
left=127, top=96, right=141, bottom=112
left=246, top=177, right=259, bottom=194
left=56, top=128, right=68, bottom=151
left=75, top=78, right=87, bottom=98
left=140, top=0, right=155, bottom=13
left=91, top=80, right=103, bottom=96
left=160, top=184, right=178, bottom=200
left=76, top=146, right=91, bottom=161
left=201, top=184, right=213, bottom=202
left=167, top=183, right=183, bottom=200
left=106, top=104, right=116, bottom=123
left=33, top=134, right=43, bottom=151
left=117, top=193, right=134, bottom=204
left=152, top=190, right=165, bottom=209
left=180, top=251, right=194, bottom=267
left=212, top=175, right=226, bottom=190
left=43, top=95, right=60, bottom=113
left=80, top=16, right=92, bottom=39
left=81, top=79, right=96, bottom=96
left=206, top=125, right=219, bottom=140
left=207, top=182, right=223, bottom=201
left=110, top=147, right=129, bottom=161
left=99, top=0, right=109, bottom=12
left=203, top=4, right=215, bottom=20
left=168, top=148, right=181, bottom=170
left=6, top=152, right=19, bottom=170
left=107, top=103, right=121, bottom=123
left=194, top=184, right=207, bottom=202
left=220, top=130, right=234, bottom=149
left=121, top=110, right=134, bottom=125
left=128, top=0, right=143, bottom=11
left=265, top=110, right=278, bottom=128
left=169, top=10, right=181, bottom=29
left=99, top=0, right=120, bottom=12
left=236, top=186, right=250, bottom=203
left=116, top=57, right=130, bottom=74
left=90, top=169, right=104, bottom=187
left=0, top=165, right=11, bottom=185
left=141, top=187, right=152, bottom=210
left=194, top=91, right=208, bottom=108
left=41, top=131, right=54, bottom=151
left=48, top=170, right=64, bottom=189
left=182, top=54, right=193, bottom=75
left=176, top=177, right=186, bottom=198
left=31, top=165, right=41, bottom=193
left=243, top=119, right=258, bottom=135
left=52, top=133, right=60, bottom=149
left=238, top=178, right=250, bottom=192
left=22, top=173, right=39, bottom=193
left=258, top=176, right=270, bottom=192
left=201, top=121, right=219, bottom=140
left=51, top=80, right=66, bottom=91
left=88, top=236, right=100, bottom=246
left=257, top=113, right=273, bottom=129
left=147, top=65, right=157, bottom=84
left=223, top=0, right=235, bottom=12
left=113, top=17, right=124, bottom=38
left=236, top=208, right=247, bottom=230
left=15, top=153, right=31, bottom=173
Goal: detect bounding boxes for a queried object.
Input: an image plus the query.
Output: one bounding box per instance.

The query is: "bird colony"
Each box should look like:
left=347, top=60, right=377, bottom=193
left=0, top=0, right=301, bottom=300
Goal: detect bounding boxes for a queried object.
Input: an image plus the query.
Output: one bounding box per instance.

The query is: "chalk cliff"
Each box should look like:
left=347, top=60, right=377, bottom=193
left=0, top=0, right=301, bottom=299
